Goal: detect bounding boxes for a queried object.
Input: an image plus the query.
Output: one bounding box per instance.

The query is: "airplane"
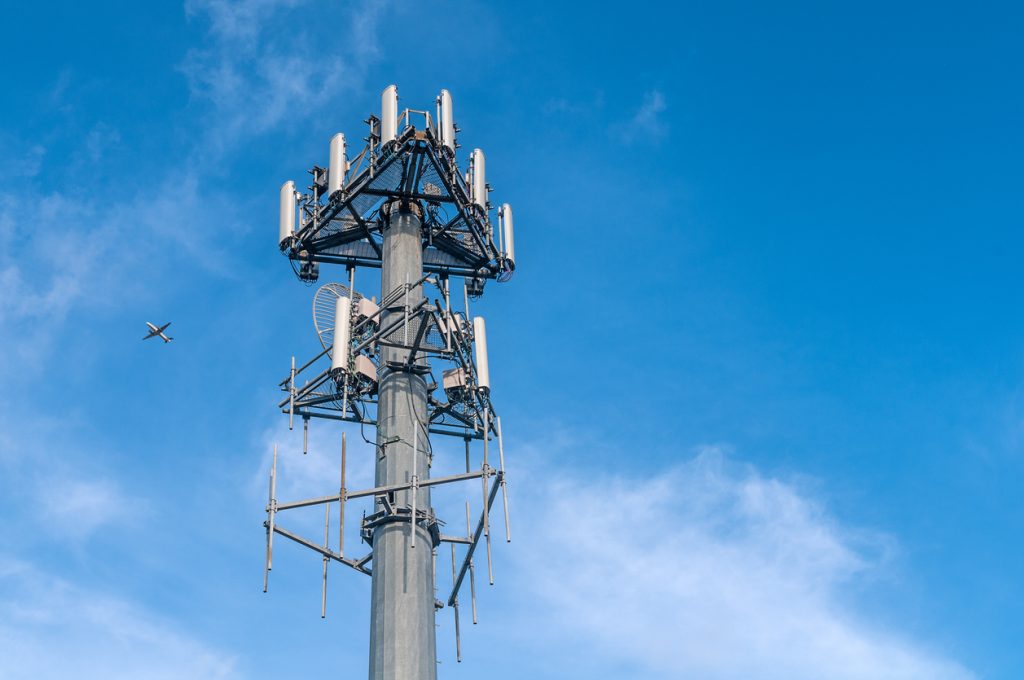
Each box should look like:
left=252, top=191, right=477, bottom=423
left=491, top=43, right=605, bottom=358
left=143, top=321, right=173, bottom=343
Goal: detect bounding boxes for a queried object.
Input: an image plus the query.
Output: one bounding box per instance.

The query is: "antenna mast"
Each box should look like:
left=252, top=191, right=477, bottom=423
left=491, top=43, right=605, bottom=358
left=265, top=85, right=517, bottom=679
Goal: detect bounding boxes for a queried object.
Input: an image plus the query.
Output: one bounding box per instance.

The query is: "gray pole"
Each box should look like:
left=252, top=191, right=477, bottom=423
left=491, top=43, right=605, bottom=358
left=368, top=200, right=437, bottom=680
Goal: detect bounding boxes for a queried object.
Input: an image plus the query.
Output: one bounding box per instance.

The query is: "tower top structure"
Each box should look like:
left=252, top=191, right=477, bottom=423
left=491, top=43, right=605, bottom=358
left=278, top=84, right=516, bottom=289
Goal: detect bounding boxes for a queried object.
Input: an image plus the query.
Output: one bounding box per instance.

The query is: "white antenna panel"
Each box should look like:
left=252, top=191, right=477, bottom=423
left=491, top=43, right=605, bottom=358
left=500, top=203, right=515, bottom=263
left=331, top=295, right=351, bottom=373
left=355, top=354, right=378, bottom=383
left=329, top=133, right=347, bottom=196
left=471, top=149, right=486, bottom=209
left=439, top=89, right=455, bottom=151
left=279, top=180, right=296, bottom=246
left=381, top=85, right=398, bottom=145
left=473, top=316, right=490, bottom=392
left=357, top=296, right=379, bottom=322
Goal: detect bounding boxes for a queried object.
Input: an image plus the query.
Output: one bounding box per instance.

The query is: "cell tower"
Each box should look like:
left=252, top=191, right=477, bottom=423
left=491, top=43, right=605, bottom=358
left=264, top=85, right=516, bottom=679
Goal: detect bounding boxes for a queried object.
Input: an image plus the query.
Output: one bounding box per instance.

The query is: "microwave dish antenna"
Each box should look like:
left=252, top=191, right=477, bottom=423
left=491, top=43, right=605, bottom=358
left=313, top=282, right=366, bottom=351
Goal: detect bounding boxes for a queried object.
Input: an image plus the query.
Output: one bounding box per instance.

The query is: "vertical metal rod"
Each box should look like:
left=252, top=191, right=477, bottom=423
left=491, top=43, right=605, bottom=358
left=342, top=374, right=349, bottom=419
left=463, top=280, right=470, bottom=320
left=269, top=444, right=278, bottom=567
left=498, top=206, right=505, bottom=254
left=464, top=437, right=471, bottom=474
left=344, top=267, right=355, bottom=418
left=263, top=468, right=273, bottom=593
left=322, top=503, right=330, bottom=618
left=340, top=432, right=347, bottom=557
left=451, top=543, right=462, bottom=662
left=443, top=278, right=452, bottom=352
left=289, top=357, right=296, bottom=430
left=263, top=444, right=278, bottom=592
left=303, top=416, right=309, bottom=455
left=483, top=408, right=489, bottom=468
left=482, top=470, right=494, bottom=585
left=497, top=416, right=510, bottom=543
left=411, top=427, right=418, bottom=548
left=466, top=502, right=477, bottom=624
left=404, top=274, right=410, bottom=346
left=469, top=562, right=478, bottom=624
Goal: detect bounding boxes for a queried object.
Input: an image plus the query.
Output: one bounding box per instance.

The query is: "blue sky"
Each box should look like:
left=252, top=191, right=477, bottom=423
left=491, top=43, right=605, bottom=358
left=1, top=1, right=1021, bottom=678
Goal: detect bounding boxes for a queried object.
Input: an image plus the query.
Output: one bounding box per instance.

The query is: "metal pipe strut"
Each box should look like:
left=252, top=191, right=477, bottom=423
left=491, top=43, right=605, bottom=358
left=274, top=468, right=491, bottom=511
left=447, top=470, right=503, bottom=607
left=321, top=504, right=330, bottom=618
left=272, top=524, right=371, bottom=576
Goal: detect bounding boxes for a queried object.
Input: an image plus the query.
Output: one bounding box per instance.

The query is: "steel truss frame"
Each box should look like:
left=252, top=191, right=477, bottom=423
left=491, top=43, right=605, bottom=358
left=285, top=109, right=512, bottom=283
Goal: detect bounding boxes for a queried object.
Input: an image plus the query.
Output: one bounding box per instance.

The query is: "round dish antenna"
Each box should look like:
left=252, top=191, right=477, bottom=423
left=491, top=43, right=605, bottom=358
left=313, top=283, right=365, bottom=351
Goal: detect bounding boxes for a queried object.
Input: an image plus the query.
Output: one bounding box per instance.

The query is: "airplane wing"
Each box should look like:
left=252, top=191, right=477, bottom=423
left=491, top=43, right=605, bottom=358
left=144, top=321, right=172, bottom=341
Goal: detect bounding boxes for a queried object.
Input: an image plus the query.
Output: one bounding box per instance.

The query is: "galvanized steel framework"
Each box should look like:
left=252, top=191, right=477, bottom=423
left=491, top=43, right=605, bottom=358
left=264, top=86, right=515, bottom=679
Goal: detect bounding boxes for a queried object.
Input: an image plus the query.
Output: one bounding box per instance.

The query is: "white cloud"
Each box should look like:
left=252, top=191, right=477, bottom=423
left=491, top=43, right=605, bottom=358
left=0, top=556, right=239, bottom=680
left=504, top=446, right=974, bottom=680
left=36, top=474, right=145, bottom=543
left=181, top=0, right=386, bottom=154
left=614, top=89, right=668, bottom=143
left=184, top=0, right=304, bottom=45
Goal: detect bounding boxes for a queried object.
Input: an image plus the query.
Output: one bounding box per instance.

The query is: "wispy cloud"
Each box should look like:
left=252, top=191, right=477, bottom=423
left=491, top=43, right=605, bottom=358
left=36, top=474, right=146, bottom=543
left=0, top=410, right=147, bottom=545
left=612, top=89, right=668, bottom=143
left=181, top=0, right=387, bottom=155
left=500, top=445, right=974, bottom=680
left=0, top=556, right=239, bottom=679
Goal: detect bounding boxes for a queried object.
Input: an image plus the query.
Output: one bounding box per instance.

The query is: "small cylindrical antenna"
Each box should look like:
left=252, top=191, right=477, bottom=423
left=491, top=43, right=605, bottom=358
left=500, top=203, right=515, bottom=265
left=497, top=417, right=510, bottom=543
left=321, top=503, right=330, bottom=618
left=381, top=85, right=398, bottom=145
left=339, top=432, right=346, bottom=557
left=464, top=437, right=471, bottom=474
left=289, top=356, right=296, bottom=430
left=279, top=181, right=296, bottom=247
left=470, top=149, right=487, bottom=209
left=463, top=280, right=470, bottom=320
left=439, top=88, right=455, bottom=152
left=328, top=132, right=347, bottom=196
left=331, top=295, right=352, bottom=374
left=303, top=416, right=309, bottom=455
left=473, top=317, right=490, bottom=394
